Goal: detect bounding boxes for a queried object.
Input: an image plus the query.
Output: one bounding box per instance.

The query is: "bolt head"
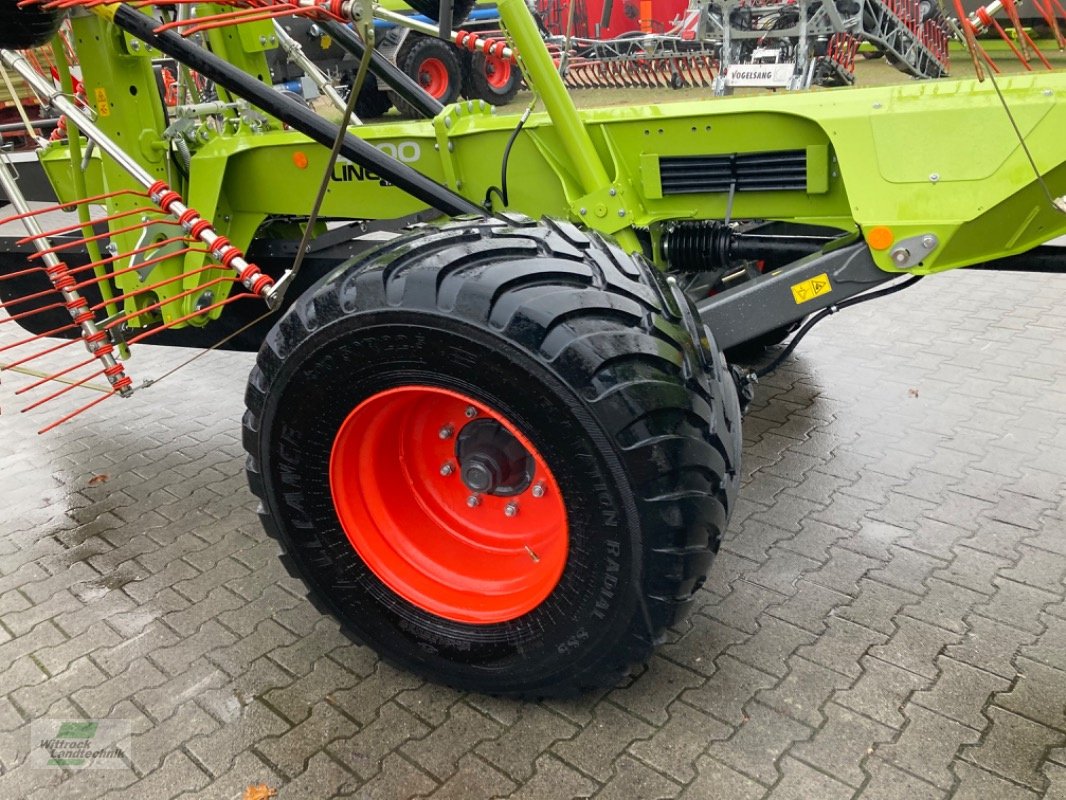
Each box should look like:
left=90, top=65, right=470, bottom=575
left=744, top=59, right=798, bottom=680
left=609, top=187, right=617, bottom=196
left=531, top=482, right=546, bottom=498
left=891, top=248, right=910, bottom=264
left=579, top=207, right=587, bottom=216
left=617, top=209, right=626, bottom=218
left=465, top=406, right=477, bottom=418
left=929, top=172, right=940, bottom=183
left=440, top=462, right=455, bottom=477
left=467, top=494, right=481, bottom=508
left=921, top=235, right=936, bottom=249
left=439, top=424, right=454, bottom=440
left=504, top=502, right=519, bottom=517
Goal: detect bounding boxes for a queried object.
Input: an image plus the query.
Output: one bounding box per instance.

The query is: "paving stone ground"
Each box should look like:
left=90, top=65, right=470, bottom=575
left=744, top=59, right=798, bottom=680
left=1, top=268, right=1064, bottom=799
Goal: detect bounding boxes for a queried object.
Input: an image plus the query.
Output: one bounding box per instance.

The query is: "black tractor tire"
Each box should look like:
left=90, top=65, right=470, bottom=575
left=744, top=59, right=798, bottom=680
left=352, top=74, right=393, bottom=119
left=0, top=0, right=65, bottom=49
left=243, top=217, right=743, bottom=697
left=461, top=50, right=520, bottom=105
left=403, top=0, right=476, bottom=23
left=391, top=36, right=463, bottom=118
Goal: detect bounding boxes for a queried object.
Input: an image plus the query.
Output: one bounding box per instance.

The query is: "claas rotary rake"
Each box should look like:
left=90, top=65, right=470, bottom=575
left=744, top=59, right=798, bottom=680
left=1, top=0, right=1065, bottom=696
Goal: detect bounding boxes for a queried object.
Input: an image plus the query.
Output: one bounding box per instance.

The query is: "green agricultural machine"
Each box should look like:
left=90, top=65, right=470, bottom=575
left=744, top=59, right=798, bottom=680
left=1, top=0, right=1064, bottom=697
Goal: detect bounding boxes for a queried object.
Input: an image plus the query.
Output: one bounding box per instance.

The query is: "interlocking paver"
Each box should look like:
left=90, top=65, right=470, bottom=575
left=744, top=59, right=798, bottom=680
left=331, top=701, right=432, bottom=781
left=703, top=701, right=811, bottom=785
left=873, top=705, right=981, bottom=789
left=627, top=700, right=730, bottom=783
left=2, top=270, right=1064, bottom=798
left=790, top=701, right=895, bottom=788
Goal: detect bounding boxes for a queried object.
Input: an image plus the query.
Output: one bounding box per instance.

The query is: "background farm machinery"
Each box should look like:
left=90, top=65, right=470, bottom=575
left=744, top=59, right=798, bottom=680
left=1, top=0, right=1065, bottom=695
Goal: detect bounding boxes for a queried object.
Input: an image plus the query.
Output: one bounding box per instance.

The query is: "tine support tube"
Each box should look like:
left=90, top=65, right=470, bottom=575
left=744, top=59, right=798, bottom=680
left=0, top=151, right=133, bottom=396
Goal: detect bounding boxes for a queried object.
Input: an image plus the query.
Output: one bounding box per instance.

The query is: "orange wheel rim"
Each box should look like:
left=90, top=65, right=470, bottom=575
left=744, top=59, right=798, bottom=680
left=484, top=54, right=512, bottom=89
left=417, top=57, right=450, bottom=98
left=329, top=386, right=569, bottom=624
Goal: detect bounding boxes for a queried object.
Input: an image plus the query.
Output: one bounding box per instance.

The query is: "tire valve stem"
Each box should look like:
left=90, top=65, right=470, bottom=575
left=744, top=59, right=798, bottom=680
left=440, top=462, right=455, bottom=477
left=531, top=482, right=546, bottom=498
left=467, top=494, right=481, bottom=508
left=439, top=423, right=454, bottom=440
left=525, top=545, right=540, bottom=563
left=505, top=501, right=519, bottom=517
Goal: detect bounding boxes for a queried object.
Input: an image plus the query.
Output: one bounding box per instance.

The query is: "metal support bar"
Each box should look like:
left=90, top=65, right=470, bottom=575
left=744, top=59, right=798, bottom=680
left=318, top=18, right=443, bottom=119
left=697, top=243, right=893, bottom=350
left=375, top=7, right=515, bottom=59
left=109, top=6, right=482, bottom=218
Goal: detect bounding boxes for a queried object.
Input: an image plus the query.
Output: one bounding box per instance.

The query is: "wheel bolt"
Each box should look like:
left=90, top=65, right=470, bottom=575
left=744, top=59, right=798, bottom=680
left=504, top=502, right=519, bottom=517
left=439, top=424, right=454, bottom=440
left=465, top=406, right=477, bottom=418
left=440, top=462, right=455, bottom=477
left=531, top=482, right=546, bottom=498
left=467, top=494, right=481, bottom=508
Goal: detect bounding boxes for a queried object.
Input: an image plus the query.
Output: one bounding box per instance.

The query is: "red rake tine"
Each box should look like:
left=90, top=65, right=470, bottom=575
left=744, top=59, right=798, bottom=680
left=38, top=390, right=117, bottom=435
left=22, top=368, right=107, bottom=413
left=15, top=205, right=161, bottom=245
left=28, top=219, right=182, bottom=260
left=0, top=189, right=147, bottom=229
left=16, top=355, right=100, bottom=395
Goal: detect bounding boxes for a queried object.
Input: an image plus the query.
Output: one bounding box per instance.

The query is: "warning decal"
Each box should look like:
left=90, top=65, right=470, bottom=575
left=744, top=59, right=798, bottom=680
left=94, top=88, right=110, bottom=117
left=790, top=273, right=832, bottom=305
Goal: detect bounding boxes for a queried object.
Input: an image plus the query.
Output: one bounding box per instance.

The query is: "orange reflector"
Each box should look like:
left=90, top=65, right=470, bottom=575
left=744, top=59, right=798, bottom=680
left=293, top=152, right=309, bottom=170
left=867, top=226, right=894, bottom=250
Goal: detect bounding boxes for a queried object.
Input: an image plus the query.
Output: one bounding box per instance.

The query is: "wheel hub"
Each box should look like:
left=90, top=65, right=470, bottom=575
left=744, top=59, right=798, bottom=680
left=329, top=386, right=568, bottom=624
left=457, top=418, right=533, bottom=496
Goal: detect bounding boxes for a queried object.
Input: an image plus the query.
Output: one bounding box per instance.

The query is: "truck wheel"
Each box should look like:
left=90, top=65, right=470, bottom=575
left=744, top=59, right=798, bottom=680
left=0, top=0, right=64, bottom=48
left=462, top=50, right=520, bottom=105
left=392, top=37, right=462, bottom=117
left=353, top=74, right=393, bottom=119
left=243, top=217, right=742, bottom=697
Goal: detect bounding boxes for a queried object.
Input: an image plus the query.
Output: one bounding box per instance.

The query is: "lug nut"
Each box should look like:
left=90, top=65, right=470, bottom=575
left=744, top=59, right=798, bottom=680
left=439, top=424, right=454, bottom=440
left=440, top=462, right=455, bottom=477
left=504, top=502, right=519, bottom=517
left=467, top=494, right=481, bottom=508
left=531, top=482, right=546, bottom=498
left=465, top=406, right=477, bottom=418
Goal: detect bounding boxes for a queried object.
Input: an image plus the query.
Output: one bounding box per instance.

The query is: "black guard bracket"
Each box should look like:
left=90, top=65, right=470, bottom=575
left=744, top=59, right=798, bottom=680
left=698, top=242, right=894, bottom=350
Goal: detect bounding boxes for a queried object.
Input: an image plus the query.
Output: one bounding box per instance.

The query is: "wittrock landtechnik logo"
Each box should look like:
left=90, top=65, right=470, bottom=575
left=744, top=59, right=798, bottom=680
left=29, top=719, right=131, bottom=769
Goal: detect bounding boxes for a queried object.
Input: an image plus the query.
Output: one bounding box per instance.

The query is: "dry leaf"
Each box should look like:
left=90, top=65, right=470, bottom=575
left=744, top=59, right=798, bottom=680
left=88, top=474, right=110, bottom=486
left=907, top=388, right=919, bottom=398
left=243, top=785, right=277, bottom=800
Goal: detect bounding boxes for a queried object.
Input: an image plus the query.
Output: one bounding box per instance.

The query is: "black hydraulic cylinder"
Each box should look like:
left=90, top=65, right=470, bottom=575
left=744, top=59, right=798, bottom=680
left=318, top=19, right=444, bottom=120
left=112, top=5, right=482, bottom=217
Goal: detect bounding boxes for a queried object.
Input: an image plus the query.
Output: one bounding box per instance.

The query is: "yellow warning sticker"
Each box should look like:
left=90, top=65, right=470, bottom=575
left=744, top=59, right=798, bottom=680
left=94, top=87, right=110, bottom=117
left=320, top=35, right=333, bottom=50
left=791, top=272, right=832, bottom=304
